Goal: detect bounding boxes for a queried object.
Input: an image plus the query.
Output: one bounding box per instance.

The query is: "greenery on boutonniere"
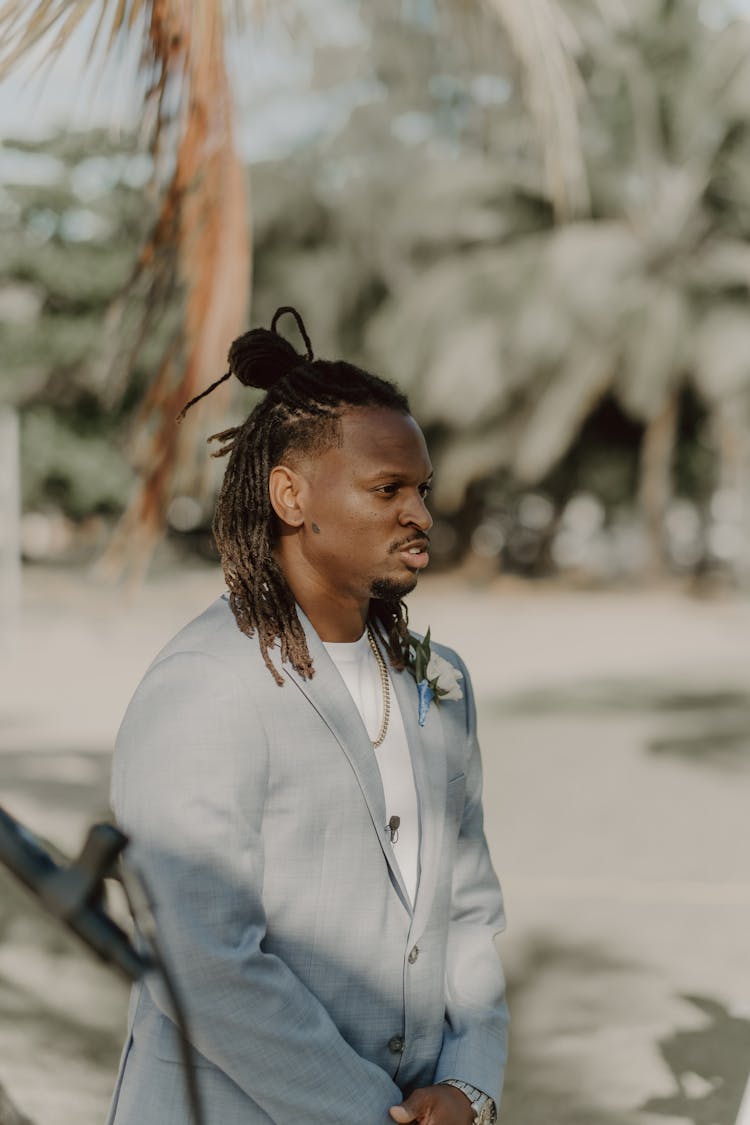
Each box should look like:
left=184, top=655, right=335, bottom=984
left=407, top=628, right=464, bottom=726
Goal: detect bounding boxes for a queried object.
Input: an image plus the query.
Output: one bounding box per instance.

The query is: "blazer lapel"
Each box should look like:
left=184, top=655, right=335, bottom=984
left=389, top=653, right=448, bottom=941
left=281, top=609, right=412, bottom=911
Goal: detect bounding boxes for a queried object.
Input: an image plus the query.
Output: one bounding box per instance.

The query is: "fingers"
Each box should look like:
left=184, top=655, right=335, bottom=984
left=390, top=1084, right=476, bottom=1125
left=389, top=1104, right=417, bottom=1123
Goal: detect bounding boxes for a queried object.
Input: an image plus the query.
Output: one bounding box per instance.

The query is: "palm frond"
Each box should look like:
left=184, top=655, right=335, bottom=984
left=436, top=423, right=516, bottom=510
left=513, top=348, right=614, bottom=482
left=413, top=317, right=508, bottom=430
left=484, top=0, right=590, bottom=218
left=0, top=0, right=129, bottom=77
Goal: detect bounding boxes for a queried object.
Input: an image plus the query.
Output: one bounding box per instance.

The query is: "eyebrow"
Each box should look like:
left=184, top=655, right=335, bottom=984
left=366, top=469, right=434, bottom=483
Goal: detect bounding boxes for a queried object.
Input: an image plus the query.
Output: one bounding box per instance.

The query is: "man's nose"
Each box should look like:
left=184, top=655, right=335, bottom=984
left=400, top=492, right=433, bottom=532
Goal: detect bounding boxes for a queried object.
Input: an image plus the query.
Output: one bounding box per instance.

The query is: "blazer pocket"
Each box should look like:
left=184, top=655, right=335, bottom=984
left=141, top=1013, right=215, bottom=1069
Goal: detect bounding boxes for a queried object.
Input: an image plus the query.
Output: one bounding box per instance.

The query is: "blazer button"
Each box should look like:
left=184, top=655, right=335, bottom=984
left=388, top=1035, right=405, bottom=1054
left=408, top=945, right=419, bottom=964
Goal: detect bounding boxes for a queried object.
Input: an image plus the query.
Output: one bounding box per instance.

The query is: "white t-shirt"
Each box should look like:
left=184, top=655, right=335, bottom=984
left=323, top=631, right=420, bottom=906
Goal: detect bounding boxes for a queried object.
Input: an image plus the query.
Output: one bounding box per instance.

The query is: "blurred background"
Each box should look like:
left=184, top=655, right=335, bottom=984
left=1, top=1, right=749, bottom=1123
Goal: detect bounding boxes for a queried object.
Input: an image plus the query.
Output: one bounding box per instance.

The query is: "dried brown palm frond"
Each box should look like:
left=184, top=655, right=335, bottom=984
left=0, top=0, right=144, bottom=77
left=1, top=0, right=251, bottom=579
left=100, top=1, right=251, bottom=580
left=0, top=0, right=246, bottom=85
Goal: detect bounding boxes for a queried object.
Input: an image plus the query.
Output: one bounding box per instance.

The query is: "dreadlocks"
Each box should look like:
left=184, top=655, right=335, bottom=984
left=178, top=306, right=413, bottom=685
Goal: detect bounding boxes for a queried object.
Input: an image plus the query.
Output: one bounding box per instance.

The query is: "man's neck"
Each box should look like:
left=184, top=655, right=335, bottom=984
left=278, top=566, right=368, bottom=642
left=305, top=602, right=369, bottom=643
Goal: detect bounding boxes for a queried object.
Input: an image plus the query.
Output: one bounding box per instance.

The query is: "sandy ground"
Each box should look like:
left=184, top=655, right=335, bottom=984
left=1, top=563, right=749, bottom=1125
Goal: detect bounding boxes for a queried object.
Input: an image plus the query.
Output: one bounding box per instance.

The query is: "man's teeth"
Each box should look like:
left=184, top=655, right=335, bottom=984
left=408, top=547, right=422, bottom=554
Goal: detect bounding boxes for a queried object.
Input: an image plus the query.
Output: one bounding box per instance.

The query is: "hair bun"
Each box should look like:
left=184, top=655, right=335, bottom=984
left=227, top=328, right=301, bottom=391
left=175, top=306, right=314, bottom=423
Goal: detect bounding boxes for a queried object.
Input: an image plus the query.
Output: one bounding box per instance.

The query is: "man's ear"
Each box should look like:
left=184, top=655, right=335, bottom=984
left=269, top=464, right=306, bottom=528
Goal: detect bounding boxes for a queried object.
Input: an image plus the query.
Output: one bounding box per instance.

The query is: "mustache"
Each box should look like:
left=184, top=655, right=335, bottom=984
left=389, top=533, right=431, bottom=553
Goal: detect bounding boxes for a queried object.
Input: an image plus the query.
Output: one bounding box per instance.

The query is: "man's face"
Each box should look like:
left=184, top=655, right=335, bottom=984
left=280, top=406, right=434, bottom=605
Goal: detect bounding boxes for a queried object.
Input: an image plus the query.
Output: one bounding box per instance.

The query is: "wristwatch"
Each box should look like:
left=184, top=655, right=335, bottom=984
left=440, top=1079, right=496, bottom=1124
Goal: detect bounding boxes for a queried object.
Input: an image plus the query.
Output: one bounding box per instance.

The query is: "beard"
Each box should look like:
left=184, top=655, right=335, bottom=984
left=370, top=574, right=418, bottom=602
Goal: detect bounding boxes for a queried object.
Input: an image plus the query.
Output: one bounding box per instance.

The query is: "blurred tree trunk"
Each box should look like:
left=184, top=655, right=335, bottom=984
left=638, top=392, right=679, bottom=578
left=713, top=397, right=750, bottom=585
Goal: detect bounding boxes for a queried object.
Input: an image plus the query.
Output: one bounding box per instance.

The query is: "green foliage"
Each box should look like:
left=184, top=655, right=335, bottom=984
left=0, top=131, right=159, bottom=519
left=3, top=237, right=136, bottom=302
left=1, top=313, right=104, bottom=375
left=21, top=406, right=133, bottom=518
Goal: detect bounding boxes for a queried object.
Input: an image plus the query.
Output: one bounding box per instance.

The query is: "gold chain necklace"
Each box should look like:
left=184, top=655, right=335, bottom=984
left=366, top=625, right=390, bottom=748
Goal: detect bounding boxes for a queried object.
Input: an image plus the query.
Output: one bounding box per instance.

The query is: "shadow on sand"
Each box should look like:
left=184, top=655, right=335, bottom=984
left=494, top=682, right=750, bottom=769
left=500, top=933, right=638, bottom=1125
left=502, top=939, right=750, bottom=1125
left=642, top=994, right=750, bottom=1125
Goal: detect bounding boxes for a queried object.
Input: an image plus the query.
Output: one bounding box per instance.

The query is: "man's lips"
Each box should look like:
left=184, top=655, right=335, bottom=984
left=394, top=537, right=431, bottom=570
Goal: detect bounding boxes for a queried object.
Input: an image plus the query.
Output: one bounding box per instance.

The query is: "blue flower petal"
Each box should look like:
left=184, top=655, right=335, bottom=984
left=417, top=680, right=435, bottom=727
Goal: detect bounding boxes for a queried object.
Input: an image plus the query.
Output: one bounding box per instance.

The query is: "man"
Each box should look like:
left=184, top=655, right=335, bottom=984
left=107, top=308, right=508, bottom=1125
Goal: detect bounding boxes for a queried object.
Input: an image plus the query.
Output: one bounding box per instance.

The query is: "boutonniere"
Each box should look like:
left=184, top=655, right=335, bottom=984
left=407, top=628, right=464, bottom=726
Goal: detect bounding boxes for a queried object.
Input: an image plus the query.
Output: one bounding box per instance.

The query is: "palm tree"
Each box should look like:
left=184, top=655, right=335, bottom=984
left=1, top=0, right=590, bottom=571
left=365, top=0, right=750, bottom=576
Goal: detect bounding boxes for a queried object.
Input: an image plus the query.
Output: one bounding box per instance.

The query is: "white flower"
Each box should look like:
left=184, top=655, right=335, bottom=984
left=426, top=652, right=464, bottom=701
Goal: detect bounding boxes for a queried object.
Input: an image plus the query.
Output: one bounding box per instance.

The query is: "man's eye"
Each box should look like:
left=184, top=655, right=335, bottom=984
left=419, top=483, right=433, bottom=499
left=378, top=483, right=399, bottom=495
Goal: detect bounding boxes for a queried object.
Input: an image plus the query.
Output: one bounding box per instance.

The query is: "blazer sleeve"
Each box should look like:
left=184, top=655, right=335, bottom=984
left=112, top=649, right=403, bottom=1125
left=432, top=652, right=509, bottom=1107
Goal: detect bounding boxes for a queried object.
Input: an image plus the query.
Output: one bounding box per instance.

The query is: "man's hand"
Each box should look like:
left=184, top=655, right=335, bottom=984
left=390, top=1084, right=474, bottom=1125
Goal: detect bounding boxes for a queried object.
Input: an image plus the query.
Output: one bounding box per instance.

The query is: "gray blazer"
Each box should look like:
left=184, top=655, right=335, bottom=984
left=107, top=595, right=507, bottom=1125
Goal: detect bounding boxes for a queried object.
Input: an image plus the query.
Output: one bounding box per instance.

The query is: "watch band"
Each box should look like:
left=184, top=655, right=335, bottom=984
left=440, top=1079, right=496, bottom=1124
